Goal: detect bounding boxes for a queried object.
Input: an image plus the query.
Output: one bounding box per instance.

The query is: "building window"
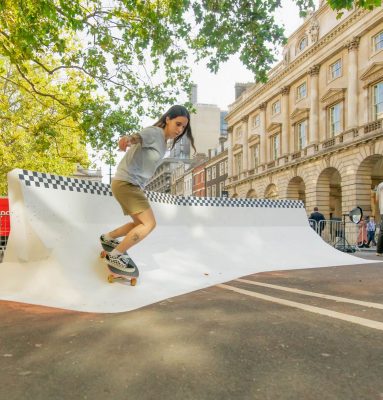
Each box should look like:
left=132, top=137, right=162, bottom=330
left=212, top=185, right=216, bottom=197
left=219, top=162, right=224, bottom=176
left=212, top=166, right=216, bottom=180
left=329, top=103, right=342, bottom=136
left=252, top=114, right=260, bottom=128
left=373, top=81, right=383, bottom=120
left=206, top=168, right=211, bottom=181
left=272, top=100, right=281, bottom=115
left=330, top=59, right=342, bottom=80
left=373, top=31, right=383, bottom=52
left=234, top=153, right=242, bottom=175
left=219, top=182, right=225, bottom=196
left=298, top=36, right=308, bottom=52
left=207, top=187, right=212, bottom=197
left=224, top=160, right=228, bottom=174
left=296, top=82, right=307, bottom=100
left=296, top=120, right=308, bottom=150
left=271, top=134, right=280, bottom=160
left=252, top=144, right=260, bottom=168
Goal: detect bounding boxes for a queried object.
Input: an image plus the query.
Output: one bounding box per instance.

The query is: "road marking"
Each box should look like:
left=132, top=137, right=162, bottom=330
left=218, top=284, right=383, bottom=331
left=236, top=279, right=383, bottom=310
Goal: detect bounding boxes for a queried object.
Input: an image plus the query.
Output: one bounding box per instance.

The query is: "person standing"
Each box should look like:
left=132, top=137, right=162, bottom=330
left=376, top=182, right=383, bottom=256
left=309, top=207, right=326, bottom=236
left=366, top=216, right=376, bottom=247
left=357, top=216, right=368, bottom=248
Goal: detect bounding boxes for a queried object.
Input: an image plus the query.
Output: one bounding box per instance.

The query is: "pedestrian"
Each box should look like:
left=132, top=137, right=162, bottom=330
left=100, top=105, right=195, bottom=272
left=357, top=216, right=368, bottom=248
left=376, top=182, right=383, bottom=256
left=366, top=216, right=376, bottom=247
left=309, top=207, right=326, bottom=236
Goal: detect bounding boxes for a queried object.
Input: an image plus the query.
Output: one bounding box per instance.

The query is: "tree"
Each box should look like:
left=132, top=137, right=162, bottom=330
left=327, top=0, right=382, bottom=14
left=0, top=58, right=91, bottom=194
left=0, top=1, right=314, bottom=137
left=0, top=0, right=381, bottom=181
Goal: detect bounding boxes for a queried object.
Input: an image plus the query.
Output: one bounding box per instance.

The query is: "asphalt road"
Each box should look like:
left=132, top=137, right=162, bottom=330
left=0, top=251, right=382, bottom=400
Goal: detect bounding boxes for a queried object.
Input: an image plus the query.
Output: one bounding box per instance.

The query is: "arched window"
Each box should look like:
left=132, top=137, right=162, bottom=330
left=298, top=36, right=308, bottom=53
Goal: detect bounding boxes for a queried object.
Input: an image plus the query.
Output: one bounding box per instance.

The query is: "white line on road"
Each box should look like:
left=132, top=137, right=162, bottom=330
left=218, top=284, right=383, bottom=331
left=236, top=279, right=383, bottom=309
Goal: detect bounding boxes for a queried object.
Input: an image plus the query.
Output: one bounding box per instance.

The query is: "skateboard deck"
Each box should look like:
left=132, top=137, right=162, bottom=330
left=106, top=261, right=139, bottom=286
left=100, top=242, right=139, bottom=286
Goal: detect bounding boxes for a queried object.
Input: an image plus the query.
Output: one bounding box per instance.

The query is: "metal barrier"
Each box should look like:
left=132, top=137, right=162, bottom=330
left=0, top=211, right=10, bottom=262
left=309, top=218, right=379, bottom=252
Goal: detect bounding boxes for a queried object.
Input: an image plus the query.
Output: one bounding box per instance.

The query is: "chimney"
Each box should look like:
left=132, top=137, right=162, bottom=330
left=219, top=135, right=227, bottom=152
left=235, top=82, right=251, bottom=99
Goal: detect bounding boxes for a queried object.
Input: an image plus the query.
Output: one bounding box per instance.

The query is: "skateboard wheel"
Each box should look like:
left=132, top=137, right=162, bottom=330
left=131, top=278, right=137, bottom=286
left=107, top=274, right=114, bottom=283
left=100, top=250, right=107, bottom=258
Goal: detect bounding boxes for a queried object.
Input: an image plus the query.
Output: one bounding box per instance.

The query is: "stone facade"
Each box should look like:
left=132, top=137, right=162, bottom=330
left=225, top=3, right=383, bottom=220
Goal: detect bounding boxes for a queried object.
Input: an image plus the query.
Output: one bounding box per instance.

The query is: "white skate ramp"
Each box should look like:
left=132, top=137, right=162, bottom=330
left=0, top=169, right=370, bottom=313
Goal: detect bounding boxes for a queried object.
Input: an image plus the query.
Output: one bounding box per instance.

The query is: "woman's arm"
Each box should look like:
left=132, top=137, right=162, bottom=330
left=118, top=133, right=142, bottom=151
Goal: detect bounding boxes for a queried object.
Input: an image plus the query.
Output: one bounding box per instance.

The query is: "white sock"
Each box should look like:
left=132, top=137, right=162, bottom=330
left=110, top=249, right=123, bottom=256
left=104, top=233, right=114, bottom=241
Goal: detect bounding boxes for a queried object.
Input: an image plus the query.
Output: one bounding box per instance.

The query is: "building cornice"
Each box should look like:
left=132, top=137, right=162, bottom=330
left=226, top=124, right=382, bottom=189
left=290, top=108, right=310, bottom=123
left=227, top=8, right=368, bottom=124
left=320, top=88, right=346, bottom=107
left=360, top=62, right=383, bottom=87
left=266, top=122, right=282, bottom=133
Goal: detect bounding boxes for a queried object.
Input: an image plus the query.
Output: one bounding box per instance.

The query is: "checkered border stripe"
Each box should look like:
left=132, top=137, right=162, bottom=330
left=145, top=191, right=303, bottom=208
left=19, top=170, right=111, bottom=196
left=18, top=170, right=303, bottom=208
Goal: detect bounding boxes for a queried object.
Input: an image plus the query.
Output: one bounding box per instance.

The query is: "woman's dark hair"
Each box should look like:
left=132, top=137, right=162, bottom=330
left=154, top=105, right=196, bottom=153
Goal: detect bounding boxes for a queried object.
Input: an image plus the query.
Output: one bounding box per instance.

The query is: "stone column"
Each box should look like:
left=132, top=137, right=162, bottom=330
left=259, top=102, right=267, bottom=165
left=346, top=36, right=360, bottom=129
left=227, top=126, right=233, bottom=178
left=309, top=64, right=320, bottom=144
left=242, top=116, right=249, bottom=174
left=281, top=86, right=290, bottom=156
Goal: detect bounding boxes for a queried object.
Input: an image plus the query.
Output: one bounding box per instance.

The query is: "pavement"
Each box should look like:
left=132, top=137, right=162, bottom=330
left=0, top=250, right=382, bottom=400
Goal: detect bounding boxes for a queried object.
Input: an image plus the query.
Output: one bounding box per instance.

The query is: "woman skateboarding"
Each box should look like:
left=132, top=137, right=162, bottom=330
left=100, top=105, right=196, bottom=274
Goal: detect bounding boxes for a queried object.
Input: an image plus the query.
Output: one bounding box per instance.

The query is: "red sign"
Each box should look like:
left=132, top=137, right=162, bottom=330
left=0, top=198, right=10, bottom=237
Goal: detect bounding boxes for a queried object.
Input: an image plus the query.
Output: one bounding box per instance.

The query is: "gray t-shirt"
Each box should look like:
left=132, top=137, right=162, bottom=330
left=113, top=126, right=167, bottom=188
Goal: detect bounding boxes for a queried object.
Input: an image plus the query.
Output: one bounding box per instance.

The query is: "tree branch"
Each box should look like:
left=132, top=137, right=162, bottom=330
left=15, top=64, right=73, bottom=110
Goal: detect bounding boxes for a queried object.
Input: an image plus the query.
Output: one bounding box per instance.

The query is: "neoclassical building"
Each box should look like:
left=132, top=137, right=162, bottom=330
left=226, top=2, right=383, bottom=220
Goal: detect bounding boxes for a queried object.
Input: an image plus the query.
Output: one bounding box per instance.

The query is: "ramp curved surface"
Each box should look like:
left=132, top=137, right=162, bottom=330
left=0, top=169, right=369, bottom=313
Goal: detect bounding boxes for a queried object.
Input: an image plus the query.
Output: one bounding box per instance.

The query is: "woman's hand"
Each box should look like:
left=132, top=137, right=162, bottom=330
left=118, top=134, right=142, bottom=151
left=118, top=136, right=130, bottom=151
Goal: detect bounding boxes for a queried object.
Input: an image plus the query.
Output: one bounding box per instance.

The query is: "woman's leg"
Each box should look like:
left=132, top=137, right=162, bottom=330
left=107, top=222, right=138, bottom=239
left=115, top=208, right=156, bottom=254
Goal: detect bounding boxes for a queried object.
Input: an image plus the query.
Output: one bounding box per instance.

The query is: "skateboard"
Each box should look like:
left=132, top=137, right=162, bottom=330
left=100, top=243, right=139, bottom=286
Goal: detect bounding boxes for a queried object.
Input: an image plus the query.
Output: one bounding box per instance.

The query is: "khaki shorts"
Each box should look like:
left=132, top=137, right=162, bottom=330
left=111, top=180, right=151, bottom=216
